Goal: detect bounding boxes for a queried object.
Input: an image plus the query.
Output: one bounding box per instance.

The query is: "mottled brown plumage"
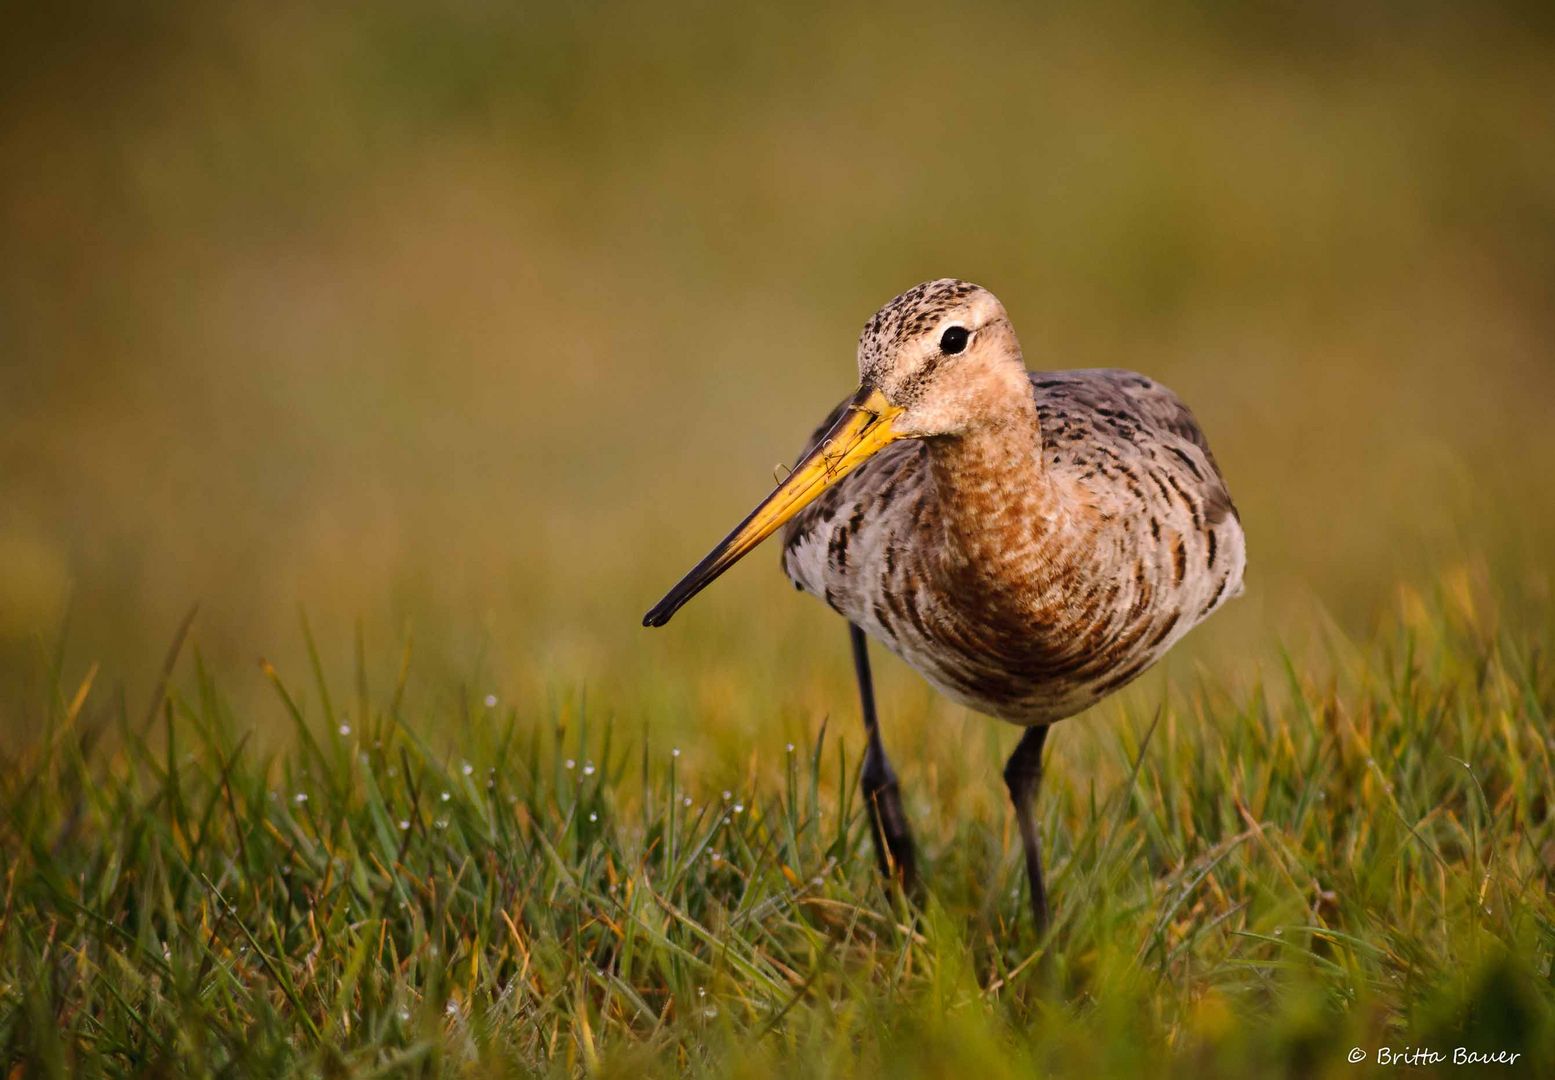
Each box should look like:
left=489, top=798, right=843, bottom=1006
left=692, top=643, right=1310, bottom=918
left=781, top=365, right=1244, bottom=727
left=644, top=277, right=1245, bottom=931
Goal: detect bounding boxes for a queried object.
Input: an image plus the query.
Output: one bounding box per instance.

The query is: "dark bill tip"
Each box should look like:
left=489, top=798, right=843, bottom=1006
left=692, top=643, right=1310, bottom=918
left=641, top=605, right=672, bottom=628
left=641, top=547, right=727, bottom=628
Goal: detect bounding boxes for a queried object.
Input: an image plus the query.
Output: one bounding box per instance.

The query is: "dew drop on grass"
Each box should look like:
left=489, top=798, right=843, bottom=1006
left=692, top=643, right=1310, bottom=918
left=589, top=812, right=598, bottom=822
left=399, top=820, right=410, bottom=831
left=565, top=759, right=576, bottom=770
left=440, top=791, right=451, bottom=802
left=733, top=804, right=744, bottom=814
left=293, top=793, right=308, bottom=805
left=461, top=762, right=473, bottom=776
left=786, top=743, right=795, bottom=753
left=583, top=761, right=596, bottom=776
left=338, top=722, right=351, bottom=736
left=483, top=693, right=498, bottom=708
left=683, top=797, right=693, bottom=807
left=672, top=747, right=681, bottom=758
left=722, top=791, right=732, bottom=801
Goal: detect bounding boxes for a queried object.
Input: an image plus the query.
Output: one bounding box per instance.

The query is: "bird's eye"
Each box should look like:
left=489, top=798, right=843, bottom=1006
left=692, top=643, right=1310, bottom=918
left=939, top=326, right=969, bottom=355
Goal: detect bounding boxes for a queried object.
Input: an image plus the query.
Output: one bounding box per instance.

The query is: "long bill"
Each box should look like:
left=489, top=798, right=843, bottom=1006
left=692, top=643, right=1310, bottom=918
left=643, top=386, right=903, bottom=627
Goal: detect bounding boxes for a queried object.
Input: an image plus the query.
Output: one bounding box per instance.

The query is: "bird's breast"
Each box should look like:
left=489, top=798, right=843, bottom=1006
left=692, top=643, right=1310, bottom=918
left=860, top=512, right=1211, bottom=724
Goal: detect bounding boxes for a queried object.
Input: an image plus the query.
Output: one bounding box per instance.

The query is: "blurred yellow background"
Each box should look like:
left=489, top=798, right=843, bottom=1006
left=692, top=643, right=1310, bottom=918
left=3, top=2, right=1553, bottom=741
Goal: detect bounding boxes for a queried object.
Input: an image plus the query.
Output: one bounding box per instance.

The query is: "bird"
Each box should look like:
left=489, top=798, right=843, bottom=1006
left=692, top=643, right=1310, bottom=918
left=643, top=278, right=1245, bottom=930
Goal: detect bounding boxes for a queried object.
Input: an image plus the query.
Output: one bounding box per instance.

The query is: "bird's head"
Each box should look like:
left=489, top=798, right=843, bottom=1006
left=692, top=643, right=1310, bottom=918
left=643, top=278, right=1026, bottom=627
left=853, top=278, right=1028, bottom=439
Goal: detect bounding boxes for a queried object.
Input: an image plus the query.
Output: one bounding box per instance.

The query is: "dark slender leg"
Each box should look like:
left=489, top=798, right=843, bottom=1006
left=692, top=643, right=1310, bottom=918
left=850, top=623, right=918, bottom=892
left=1003, top=725, right=1051, bottom=931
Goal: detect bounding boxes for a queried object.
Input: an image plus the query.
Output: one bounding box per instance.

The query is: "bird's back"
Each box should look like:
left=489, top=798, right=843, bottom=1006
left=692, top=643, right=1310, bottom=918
left=781, top=369, right=1245, bottom=725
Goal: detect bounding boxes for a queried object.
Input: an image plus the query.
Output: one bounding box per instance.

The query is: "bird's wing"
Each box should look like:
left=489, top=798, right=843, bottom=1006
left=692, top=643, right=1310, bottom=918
left=1029, top=368, right=1240, bottom=525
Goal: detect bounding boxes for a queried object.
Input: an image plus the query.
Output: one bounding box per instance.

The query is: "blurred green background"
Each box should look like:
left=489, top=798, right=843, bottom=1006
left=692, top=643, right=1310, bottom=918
left=3, top=1, right=1553, bottom=742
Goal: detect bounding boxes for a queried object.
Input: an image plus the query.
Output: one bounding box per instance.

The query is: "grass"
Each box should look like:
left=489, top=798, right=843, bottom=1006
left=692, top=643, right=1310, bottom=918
left=3, top=583, right=1552, bottom=1077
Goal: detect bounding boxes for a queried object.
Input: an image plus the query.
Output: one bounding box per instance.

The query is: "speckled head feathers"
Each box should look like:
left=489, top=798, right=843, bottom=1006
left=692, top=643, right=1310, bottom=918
left=856, top=278, right=1030, bottom=438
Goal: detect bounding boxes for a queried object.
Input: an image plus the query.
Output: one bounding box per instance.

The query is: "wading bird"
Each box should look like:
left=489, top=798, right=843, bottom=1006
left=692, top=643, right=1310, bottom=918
left=643, top=279, right=1244, bottom=929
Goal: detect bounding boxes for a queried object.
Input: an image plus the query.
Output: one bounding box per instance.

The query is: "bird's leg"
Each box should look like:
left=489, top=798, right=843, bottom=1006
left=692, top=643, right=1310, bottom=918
left=850, top=623, right=918, bottom=893
left=1003, top=724, right=1051, bottom=932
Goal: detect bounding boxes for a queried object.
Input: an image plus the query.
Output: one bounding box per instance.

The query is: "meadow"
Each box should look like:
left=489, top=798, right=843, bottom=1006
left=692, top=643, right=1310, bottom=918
left=5, top=580, right=1554, bottom=1076
left=3, top=2, right=1555, bottom=1075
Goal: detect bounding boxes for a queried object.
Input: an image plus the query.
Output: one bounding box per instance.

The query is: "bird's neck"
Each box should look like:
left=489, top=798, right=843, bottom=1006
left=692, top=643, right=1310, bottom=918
left=921, top=393, right=1069, bottom=606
